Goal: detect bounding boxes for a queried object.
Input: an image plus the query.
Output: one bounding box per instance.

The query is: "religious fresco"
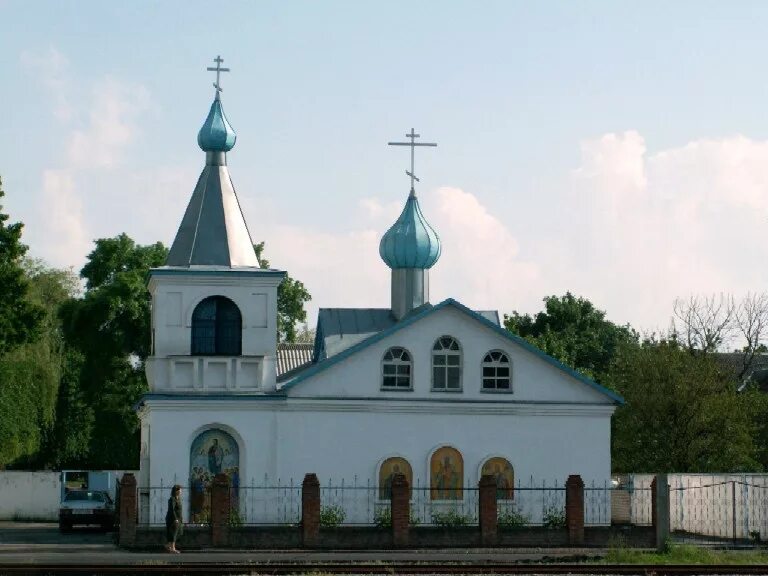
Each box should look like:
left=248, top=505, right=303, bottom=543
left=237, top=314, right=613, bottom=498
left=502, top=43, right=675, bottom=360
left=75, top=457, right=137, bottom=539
left=481, top=457, right=514, bottom=500
left=189, top=429, right=240, bottom=521
left=430, top=447, right=463, bottom=500
left=378, top=457, right=413, bottom=500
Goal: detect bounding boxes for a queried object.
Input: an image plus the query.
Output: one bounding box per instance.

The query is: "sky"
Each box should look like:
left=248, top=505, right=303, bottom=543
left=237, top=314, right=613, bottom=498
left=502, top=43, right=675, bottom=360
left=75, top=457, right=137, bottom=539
left=2, top=0, right=768, bottom=335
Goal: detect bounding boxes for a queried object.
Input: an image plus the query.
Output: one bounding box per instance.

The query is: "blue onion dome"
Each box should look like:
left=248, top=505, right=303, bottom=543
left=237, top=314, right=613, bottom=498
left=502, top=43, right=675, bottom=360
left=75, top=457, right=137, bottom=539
left=197, top=94, right=237, bottom=152
left=379, top=189, right=441, bottom=269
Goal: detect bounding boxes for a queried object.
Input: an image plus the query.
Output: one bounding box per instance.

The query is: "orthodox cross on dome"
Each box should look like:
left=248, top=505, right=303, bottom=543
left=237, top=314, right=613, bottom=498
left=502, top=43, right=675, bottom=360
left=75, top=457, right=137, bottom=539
left=388, top=128, right=437, bottom=192
left=207, top=55, right=230, bottom=95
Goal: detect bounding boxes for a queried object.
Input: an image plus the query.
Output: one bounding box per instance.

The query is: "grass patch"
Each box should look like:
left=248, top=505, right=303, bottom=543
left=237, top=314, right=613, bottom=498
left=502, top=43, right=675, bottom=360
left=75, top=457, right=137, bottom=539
left=603, top=543, right=768, bottom=565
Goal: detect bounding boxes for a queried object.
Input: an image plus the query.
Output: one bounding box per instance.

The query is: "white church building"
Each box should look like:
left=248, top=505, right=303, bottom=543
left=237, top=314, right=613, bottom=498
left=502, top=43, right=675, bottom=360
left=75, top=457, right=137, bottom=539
left=136, top=62, right=623, bottom=524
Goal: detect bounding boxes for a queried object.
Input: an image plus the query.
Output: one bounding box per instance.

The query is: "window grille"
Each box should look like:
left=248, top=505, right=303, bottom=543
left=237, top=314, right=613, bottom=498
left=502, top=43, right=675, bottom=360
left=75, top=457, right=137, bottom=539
left=482, top=350, right=511, bottom=390
left=382, top=347, right=412, bottom=389
left=191, top=296, right=242, bottom=355
left=432, top=336, right=461, bottom=391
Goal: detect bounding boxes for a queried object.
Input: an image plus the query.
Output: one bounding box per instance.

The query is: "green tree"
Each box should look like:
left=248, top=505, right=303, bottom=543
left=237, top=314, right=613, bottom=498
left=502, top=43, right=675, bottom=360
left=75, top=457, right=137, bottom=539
left=504, top=292, right=638, bottom=382
left=254, top=242, right=312, bottom=343
left=60, top=234, right=167, bottom=469
left=609, top=339, right=758, bottom=472
left=0, top=261, right=78, bottom=468
left=0, top=177, right=43, bottom=355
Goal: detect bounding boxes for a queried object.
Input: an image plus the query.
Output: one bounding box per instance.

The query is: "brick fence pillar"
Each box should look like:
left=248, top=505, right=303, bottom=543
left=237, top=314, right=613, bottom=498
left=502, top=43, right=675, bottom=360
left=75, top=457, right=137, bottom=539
left=565, top=474, right=585, bottom=546
left=118, top=473, right=137, bottom=547
left=302, top=473, right=320, bottom=547
left=211, top=473, right=231, bottom=547
left=391, top=473, right=410, bottom=546
left=478, top=474, right=498, bottom=546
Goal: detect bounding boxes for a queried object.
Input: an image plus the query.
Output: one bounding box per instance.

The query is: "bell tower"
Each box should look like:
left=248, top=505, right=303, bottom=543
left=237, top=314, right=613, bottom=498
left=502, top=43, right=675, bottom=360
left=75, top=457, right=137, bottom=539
left=145, top=56, right=285, bottom=393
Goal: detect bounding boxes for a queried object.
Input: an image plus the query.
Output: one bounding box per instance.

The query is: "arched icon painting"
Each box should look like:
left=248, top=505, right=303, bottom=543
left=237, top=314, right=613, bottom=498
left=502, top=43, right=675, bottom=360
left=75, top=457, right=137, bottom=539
left=378, top=457, right=413, bottom=500
left=430, top=446, right=463, bottom=500
left=189, top=429, right=239, bottom=522
left=481, top=457, right=514, bottom=500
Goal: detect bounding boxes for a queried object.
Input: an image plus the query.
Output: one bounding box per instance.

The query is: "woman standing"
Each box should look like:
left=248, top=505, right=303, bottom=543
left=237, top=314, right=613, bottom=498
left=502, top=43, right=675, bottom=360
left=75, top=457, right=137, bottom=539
left=165, top=485, right=183, bottom=553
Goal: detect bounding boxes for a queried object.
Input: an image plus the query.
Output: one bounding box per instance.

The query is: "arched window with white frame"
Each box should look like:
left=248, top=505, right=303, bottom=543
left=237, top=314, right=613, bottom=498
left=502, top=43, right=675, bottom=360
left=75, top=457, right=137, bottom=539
left=432, top=336, right=462, bottom=391
left=482, top=350, right=511, bottom=391
left=382, top=347, right=412, bottom=389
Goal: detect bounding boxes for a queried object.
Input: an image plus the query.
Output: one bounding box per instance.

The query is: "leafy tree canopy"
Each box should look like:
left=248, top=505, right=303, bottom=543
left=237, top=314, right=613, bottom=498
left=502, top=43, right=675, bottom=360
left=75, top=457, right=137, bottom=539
left=61, top=234, right=167, bottom=364
left=58, top=234, right=168, bottom=469
left=504, top=292, right=638, bottom=382
left=254, top=242, right=312, bottom=343
left=610, top=339, right=758, bottom=473
left=0, top=261, right=79, bottom=468
left=0, top=177, right=44, bottom=355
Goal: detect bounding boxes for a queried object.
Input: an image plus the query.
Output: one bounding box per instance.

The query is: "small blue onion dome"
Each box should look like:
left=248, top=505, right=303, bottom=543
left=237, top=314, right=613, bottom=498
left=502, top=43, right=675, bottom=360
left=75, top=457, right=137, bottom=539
left=197, top=95, right=237, bottom=152
left=379, top=190, right=441, bottom=269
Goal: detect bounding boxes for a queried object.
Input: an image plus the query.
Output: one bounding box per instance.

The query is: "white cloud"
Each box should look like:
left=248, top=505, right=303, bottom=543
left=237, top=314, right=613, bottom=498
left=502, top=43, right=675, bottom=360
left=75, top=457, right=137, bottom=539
left=67, top=77, right=150, bottom=169
left=559, top=131, right=768, bottom=333
left=259, top=187, right=540, bottom=324
left=39, top=170, right=90, bottom=265
left=22, top=49, right=155, bottom=269
left=429, top=187, right=539, bottom=311
left=20, top=47, right=73, bottom=122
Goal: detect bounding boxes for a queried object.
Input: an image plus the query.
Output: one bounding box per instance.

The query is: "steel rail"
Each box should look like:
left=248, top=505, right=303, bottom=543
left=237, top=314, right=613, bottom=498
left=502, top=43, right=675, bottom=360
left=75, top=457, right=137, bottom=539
left=1, top=563, right=768, bottom=576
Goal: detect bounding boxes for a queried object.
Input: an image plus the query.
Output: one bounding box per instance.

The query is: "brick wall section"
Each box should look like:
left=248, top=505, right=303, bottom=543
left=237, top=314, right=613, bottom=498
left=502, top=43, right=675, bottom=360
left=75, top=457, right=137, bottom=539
left=301, top=473, right=320, bottom=547
left=211, top=473, right=231, bottom=547
left=651, top=476, right=657, bottom=529
left=478, top=474, right=498, bottom=545
left=565, top=474, right=585, bottom=546
left=118, top=473, right=137, bottom=547
left=390, top=473, right=410, bottom=546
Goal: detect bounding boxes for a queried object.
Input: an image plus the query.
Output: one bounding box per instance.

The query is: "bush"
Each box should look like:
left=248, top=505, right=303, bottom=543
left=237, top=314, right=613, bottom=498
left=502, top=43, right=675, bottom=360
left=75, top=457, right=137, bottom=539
left=319, top=505, right=346, bottom=528
left=498, top=508, right=530, bottom=529
left=542, top=505, right=565, bottom=528
left=431, top=509, right=472, bottom=527
left=374, top=507, right=391, bottom=528
left=228, top=507, right=243, bottom=527
left=374, top=507, right=420, bottom=528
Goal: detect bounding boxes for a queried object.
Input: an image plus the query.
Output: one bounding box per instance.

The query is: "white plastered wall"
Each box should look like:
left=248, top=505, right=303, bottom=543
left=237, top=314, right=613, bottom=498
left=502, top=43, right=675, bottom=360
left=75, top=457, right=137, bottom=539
left=288, top=305, right=613, bottom=404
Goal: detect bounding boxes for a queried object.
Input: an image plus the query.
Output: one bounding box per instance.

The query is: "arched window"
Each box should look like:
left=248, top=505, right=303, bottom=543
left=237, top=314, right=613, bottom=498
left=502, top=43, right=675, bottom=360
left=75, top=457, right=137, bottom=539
left=482, top=350, right=511, bottom=390
left=378, top=457, right=413, bottom=500
left=481, top=457, right=515, bottom=500
left=191, top=296, right=242, bottom=355
left=432, top=336, right=461, bottom=390
left=430, top=446, right=463, bottom=500
left=382, top=347, right=412, bottom=389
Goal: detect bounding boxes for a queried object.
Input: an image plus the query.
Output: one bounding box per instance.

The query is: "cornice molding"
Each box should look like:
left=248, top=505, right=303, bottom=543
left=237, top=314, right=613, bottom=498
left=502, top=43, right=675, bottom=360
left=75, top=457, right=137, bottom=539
left=139, top=396, right=615, bottom=417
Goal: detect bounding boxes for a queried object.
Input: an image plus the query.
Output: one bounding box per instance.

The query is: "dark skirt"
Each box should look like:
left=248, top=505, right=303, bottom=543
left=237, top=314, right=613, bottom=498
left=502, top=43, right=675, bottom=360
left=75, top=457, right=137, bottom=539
left=165, top=518, right=182, bottom=542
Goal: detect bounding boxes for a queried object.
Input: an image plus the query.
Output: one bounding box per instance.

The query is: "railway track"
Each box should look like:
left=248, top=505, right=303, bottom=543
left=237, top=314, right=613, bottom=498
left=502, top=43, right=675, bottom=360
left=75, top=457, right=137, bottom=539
left=1, top=563, right=768, bottom=575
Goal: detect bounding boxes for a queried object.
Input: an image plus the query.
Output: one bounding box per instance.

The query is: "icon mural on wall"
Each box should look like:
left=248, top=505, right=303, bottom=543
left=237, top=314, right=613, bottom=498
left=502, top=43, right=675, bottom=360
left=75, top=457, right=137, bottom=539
left=481, top=457, right=514, bottom=500
left=378, top=457, right=413, bottom=500
left=189, top=429, right=240, bottom=521
left=430, top=446, right=463, bottom=500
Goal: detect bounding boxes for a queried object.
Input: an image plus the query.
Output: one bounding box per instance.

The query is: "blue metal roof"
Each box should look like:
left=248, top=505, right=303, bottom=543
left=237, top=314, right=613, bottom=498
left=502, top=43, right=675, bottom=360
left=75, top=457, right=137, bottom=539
left=314, top=308, right=396, bottom=361
left=286, top=298, right=624, bottom=405
left=198, top=95, right=236, bottom=152
left=379, top=190, right=441, bottom=269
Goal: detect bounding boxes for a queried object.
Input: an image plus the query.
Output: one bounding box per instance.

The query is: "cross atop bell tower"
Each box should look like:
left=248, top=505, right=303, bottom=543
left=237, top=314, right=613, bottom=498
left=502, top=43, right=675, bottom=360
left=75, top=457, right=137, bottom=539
left=207, top=55, right=230, bottom=97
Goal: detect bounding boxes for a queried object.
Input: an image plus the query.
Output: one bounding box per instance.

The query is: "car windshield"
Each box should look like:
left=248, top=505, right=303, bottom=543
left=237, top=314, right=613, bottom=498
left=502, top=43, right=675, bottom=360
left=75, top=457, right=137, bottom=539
left=64, top=491, right=106, bottom=502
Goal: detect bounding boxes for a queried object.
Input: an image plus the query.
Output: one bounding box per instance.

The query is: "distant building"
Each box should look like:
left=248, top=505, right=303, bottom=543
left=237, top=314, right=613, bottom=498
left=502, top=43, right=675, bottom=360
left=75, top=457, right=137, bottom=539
left=713, top=352, right=768, bottom=392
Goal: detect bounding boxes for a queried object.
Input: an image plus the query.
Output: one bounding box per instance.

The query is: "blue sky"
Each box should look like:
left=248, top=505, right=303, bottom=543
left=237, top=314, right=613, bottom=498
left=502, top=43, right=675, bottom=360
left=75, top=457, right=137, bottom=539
left=3, top=0, right=768, bottom=335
